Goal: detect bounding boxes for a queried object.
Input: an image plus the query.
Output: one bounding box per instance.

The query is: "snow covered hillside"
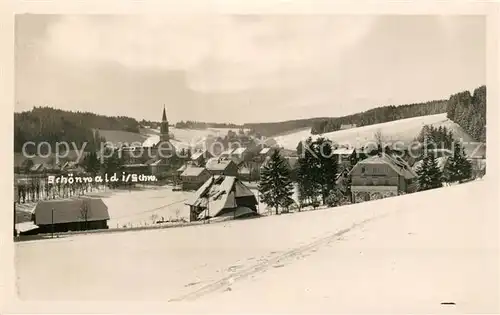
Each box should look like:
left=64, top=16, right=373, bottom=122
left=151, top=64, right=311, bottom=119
left=274, top=113, right=477, bottom=151
left=14, top=179, right=498, bottom=313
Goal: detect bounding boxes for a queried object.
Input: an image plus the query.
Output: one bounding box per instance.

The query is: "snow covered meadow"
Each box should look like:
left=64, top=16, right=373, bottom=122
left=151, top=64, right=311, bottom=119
left=13, top=178, right=498, bottom=313
left=273, top=113, right=477, bottom=151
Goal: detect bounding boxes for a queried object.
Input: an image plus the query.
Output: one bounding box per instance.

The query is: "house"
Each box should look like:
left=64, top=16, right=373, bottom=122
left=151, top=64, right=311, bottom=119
left=149, top=158, right=170, bottom=175
left=205, top=158, right=239, bottom=176
left=123, top=163, right=150, bottom=175
left=29, top=197, right=110, bottom=234
left=230, top=147, right=248, bottom=163
left=185, top=175, right=258, bottom=222
left=191, top=150, right=213, bottom=166
left=333, top=147, right=355, bottom=164
left=180, top=166, right=212, bottom=191
left=349, top=154, right=417, bottom=203
left=219, top=148, right=234, bottom=159
left=256, top=147, right=275, bottom=163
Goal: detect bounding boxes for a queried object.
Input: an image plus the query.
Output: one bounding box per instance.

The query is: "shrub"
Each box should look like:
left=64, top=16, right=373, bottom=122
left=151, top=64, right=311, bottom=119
left=325, top=188, right=344, bottom=207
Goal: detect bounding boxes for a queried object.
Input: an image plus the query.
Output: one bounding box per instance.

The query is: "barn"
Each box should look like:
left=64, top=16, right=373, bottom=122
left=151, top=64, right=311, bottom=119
left=30, top=197, right=110, bottom=234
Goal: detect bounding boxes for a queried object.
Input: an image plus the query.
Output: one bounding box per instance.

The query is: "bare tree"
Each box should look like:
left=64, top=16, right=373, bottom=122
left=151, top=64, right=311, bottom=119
left=374, top=129, right=384, bottom=154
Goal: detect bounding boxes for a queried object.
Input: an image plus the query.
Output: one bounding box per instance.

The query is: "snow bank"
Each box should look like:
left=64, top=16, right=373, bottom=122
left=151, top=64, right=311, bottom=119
left=13, top=179, right=498, bottom=314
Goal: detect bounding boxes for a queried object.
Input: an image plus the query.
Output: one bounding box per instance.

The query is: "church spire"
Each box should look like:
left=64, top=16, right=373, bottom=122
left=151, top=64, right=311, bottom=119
left=162, top=105, right=167, bottom=122
left=160, top=105, right=169, bottom=143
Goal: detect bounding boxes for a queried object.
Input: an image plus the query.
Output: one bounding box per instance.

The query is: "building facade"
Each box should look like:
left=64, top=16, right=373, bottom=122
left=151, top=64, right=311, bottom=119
left=349, top=154, right=417, bottom=203
left=180, top=167, right=212, bottom=191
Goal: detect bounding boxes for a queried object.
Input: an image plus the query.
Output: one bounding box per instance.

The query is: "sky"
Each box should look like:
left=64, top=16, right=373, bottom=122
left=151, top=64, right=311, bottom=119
left=15, top=14, right=486, bottom=124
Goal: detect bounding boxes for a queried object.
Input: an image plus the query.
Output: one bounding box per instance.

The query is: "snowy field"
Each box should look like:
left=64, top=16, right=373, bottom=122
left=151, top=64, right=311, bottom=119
left=274, top=113, right=476, bottom=151
left=86, top=186, right=193, bottom=228
left=13, top=179, right=498, bottom=313
left=86, top=183, right=271, bottom=228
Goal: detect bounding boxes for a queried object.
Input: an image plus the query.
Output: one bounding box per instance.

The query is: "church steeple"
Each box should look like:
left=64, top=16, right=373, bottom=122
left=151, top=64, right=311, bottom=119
left=162, top=105, right=167, bottom=122
left=160, top=105, right=169, bottom=142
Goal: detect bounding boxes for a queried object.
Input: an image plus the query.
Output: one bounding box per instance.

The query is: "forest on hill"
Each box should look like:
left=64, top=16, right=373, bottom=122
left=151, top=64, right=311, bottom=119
left=244, top=85, right=486, bottom=139
left=446, top=85, right=486, bottom=142
left=14, top=107, right=140, bottom=153
left=243, top=117, right=330, bottom=137
left=14, top=85, right=486, bottom=154
left=309, top=100, right=448, bottom=135
left=174, top=120, right=242, bottom=129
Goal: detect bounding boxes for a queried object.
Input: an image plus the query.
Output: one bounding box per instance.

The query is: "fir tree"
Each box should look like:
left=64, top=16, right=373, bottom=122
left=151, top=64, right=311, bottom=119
left=296, top=138, right=321, bottom=206
left=258, top=149, right=294, bottom=215
left=83, top=151, right=101, bottom=175
left=311, top=137, right=338, bottom=204
left=444, top=141, right=472, bottom=183
left=416, top=153, right=443, bottom=191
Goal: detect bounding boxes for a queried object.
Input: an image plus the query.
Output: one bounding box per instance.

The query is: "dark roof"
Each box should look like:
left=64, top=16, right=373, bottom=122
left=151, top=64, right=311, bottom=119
left=34, top=197, right=109, bottom=225
left=162, top=105, right=167, bottom=121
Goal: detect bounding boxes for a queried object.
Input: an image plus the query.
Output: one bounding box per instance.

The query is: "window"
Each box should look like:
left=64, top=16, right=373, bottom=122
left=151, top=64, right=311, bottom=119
left=361, top=166, right=366, bottom=173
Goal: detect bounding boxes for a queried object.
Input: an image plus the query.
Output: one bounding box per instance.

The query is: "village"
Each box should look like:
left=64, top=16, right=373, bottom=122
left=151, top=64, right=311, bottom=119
left=13, top=105, right=486, bottom=239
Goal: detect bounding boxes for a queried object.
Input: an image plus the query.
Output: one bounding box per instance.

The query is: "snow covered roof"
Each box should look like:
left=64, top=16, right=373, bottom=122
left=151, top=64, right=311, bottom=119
left=238, top=166, right=251, bottom=174
left=34, top=197, right=109, bottom=225
left=206, top=158, right=235, bottom=171
left=259, top=147, right=271, bottom=155
left=354, top=154, right=417, bottom=179
left=191, top=150, right=210, bottom=161
left=181, top=166, right=208, bottom=177
left=220, top=148, right=235, bottom=156
left=333, top=148, right=355, bottom=155
left=231, top=147, right=247, bottom=155
left=186, top=176, right=257, bottom=218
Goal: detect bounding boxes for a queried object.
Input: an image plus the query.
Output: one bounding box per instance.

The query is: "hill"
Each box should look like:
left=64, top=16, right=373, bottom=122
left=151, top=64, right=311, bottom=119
left=273, top=113, right=485, bottom=158
left=14, top=107, right=141, bottom=153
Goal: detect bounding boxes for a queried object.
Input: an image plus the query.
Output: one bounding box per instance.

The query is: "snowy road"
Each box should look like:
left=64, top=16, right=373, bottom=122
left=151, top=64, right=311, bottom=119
left=14, top=180, right=498, bottom=313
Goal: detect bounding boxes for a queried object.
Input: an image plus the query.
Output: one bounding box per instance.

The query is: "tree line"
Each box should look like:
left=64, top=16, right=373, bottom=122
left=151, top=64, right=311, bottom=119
left=310, top=100, right=448, bottom=135
left=415, top=135, right=473, bottom=191
left=175, top=120, right=243, bottom=129
left=14, top=107, right=141, bottom=153
left=446, top=85, right=486, bottom=142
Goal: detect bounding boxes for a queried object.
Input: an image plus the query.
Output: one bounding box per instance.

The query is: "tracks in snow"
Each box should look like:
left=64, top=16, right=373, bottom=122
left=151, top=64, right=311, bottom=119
left=168, top=211, right=391, bottom=302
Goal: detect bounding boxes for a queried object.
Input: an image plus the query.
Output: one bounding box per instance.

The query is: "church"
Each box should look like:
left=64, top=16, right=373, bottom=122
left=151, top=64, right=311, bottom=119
left=120, top=106, right=180, bottom=175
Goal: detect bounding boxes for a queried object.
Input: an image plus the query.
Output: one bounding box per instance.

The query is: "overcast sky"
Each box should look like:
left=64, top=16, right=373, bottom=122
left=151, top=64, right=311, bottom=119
left=15, top=14, right=485, bottom=124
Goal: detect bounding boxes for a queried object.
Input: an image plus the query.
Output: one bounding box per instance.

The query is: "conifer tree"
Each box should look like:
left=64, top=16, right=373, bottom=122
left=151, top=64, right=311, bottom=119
left=427, top=153, right=444, bottom=189
left=311, top=137, right=338, bottom=204
left=296, top=138, right=321, bottom=206
left=416, top=153, right=443, bottom=191
left=258, top=149, right=294, bottom=215
left=444, top=140, right=472, bottom=183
